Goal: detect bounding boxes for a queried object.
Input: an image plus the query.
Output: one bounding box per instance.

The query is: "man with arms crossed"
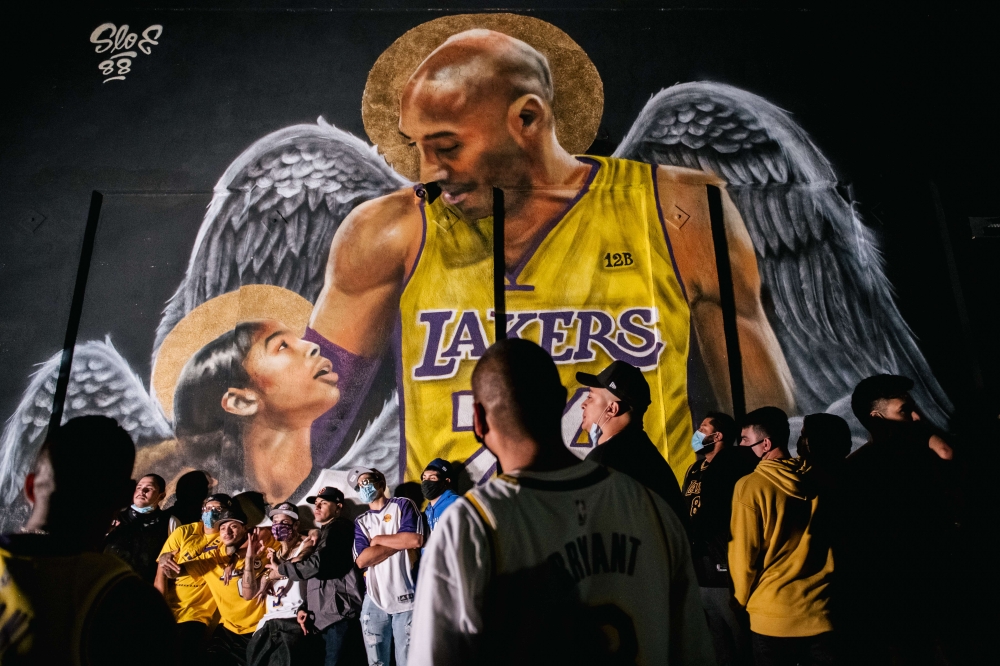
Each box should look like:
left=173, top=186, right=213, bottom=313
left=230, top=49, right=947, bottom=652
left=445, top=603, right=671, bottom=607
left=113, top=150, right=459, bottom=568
left=351, top=467, right=425, bottom=666
left=309, top=28, right=794, bottom=483
left=410, top=339, right=713, bottom=666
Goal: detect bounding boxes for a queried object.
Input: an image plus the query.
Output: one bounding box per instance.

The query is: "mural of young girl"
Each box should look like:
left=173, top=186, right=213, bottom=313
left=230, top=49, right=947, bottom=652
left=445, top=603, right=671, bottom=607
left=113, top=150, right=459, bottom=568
left=173, top=319, right=340, bottom=503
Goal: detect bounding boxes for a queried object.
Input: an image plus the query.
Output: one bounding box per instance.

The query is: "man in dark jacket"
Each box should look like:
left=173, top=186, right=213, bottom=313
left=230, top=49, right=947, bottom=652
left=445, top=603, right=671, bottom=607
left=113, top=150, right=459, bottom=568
left=104, top=473, right=171, bottom=583
left=683, top=411, right=759, bottom=666
left=579, top=361, right=685, bottom=521
left=268, top=486, right=364, bottom=665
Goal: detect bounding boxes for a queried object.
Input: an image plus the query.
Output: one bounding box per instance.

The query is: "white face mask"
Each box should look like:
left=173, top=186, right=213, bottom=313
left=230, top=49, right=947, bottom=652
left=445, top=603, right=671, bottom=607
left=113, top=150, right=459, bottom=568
left=131, top=504, right=155, bottom=514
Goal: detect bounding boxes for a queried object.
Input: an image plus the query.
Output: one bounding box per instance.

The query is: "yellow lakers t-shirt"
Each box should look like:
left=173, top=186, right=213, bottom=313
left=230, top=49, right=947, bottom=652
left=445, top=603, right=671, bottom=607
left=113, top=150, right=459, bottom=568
left=398, top=156, right=694, bottom=483
left=159, top=522, right=221, bottom=624
left=184, top=533, right=276, bottom=634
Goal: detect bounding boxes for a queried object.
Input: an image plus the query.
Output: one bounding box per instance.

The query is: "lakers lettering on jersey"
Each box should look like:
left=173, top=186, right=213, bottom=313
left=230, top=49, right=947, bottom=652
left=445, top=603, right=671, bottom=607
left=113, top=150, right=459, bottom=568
left=408, top=461, right=714, bottom=666
left=398, top=156, right=694, bottom=482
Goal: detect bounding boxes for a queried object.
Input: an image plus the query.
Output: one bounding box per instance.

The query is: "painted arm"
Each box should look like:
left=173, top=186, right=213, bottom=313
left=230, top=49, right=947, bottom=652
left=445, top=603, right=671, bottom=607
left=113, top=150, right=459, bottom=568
left=309, top=189, right=424, bottom=356
left=659, top=167, right=795, bottom=414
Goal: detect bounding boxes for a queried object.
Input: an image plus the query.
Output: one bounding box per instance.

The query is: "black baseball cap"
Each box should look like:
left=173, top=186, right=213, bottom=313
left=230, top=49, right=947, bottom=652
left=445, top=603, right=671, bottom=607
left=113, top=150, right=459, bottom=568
left=851, top=374, right=914, bottom=423
left=306, top=486, right=345, bottom=505
left=203, top=493, right=232, bottom=508
left=215, top=507, right=247, bottom=526
left=423, top=458, right=453, bottom=478
left=577, top=361, right=651, bottom=411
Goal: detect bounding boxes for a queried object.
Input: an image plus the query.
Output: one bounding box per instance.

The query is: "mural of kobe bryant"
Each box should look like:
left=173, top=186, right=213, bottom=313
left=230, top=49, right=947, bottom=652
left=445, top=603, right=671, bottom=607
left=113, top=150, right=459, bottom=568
left=324, top=12, right=949, bottom=483
left=0, top=14, right=953, bottom=520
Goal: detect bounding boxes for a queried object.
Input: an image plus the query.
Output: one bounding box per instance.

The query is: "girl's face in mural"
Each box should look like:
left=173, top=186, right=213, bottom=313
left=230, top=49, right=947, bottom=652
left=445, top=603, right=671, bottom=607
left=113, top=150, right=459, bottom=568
left=222, top=319, right=340, bottom=430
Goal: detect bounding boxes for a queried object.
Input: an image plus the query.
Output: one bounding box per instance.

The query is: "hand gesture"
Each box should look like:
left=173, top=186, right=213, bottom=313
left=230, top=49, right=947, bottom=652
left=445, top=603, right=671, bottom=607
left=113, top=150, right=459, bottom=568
left=158, top=550, right=181, bottom=579
left=297, top=610, right=310, bottom=636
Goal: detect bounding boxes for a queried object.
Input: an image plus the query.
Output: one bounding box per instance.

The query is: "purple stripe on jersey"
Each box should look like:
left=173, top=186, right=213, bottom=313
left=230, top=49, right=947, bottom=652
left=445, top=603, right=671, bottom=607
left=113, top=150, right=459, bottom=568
left=505, top=157, right=600, bottom=284
left=393, top=317, right=407, bottom=483
left=353, top=522, right=370, bottom=560
left=394, top=497, right=420, bottom=534
left=304, top=328, right=381, bottom=468
left=650, top=162, right=689, bottom=302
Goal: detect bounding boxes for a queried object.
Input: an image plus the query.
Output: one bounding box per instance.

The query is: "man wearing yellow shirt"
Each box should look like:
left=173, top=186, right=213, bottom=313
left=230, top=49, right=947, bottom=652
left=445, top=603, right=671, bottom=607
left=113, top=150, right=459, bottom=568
left=174, top=507, right=275, bottom=666
left=156, top=492, right=232, bottom=656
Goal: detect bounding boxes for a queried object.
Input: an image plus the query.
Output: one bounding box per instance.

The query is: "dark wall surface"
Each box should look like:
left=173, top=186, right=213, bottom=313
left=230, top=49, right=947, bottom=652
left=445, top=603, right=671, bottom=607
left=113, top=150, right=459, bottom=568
left=1, top=1, right=996, bottom=423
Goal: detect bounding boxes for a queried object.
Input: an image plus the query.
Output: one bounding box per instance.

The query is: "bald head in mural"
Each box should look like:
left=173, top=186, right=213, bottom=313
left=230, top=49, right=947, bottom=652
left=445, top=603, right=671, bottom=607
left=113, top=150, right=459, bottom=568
left=308, top=27, right=794, bottom=482
left=400, top=30, right=570, bottom=218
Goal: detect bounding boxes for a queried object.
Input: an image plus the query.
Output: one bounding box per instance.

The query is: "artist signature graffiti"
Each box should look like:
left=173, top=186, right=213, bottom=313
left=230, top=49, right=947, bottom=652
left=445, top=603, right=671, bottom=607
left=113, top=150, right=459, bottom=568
left=90, top=23, right=163, bottom=84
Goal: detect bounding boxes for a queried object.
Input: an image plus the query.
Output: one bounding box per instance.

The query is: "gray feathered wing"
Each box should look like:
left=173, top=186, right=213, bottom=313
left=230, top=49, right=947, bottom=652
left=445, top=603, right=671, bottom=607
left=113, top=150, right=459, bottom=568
left=614, top=82, right=952, bottom=426
left=152, top=117, right=409, bottom=360
left=0, top=338, right=172, bottom=531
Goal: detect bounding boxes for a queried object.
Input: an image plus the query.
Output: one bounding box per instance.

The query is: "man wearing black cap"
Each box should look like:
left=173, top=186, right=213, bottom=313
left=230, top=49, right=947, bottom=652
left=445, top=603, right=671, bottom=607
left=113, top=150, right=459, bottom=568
left=840, top=374, right=957, bottom=665
left=268, top=487, right=364, bottom=666
left=421, top=458, right=459, bottom=533
left=578, top=360, right=685, bottom=521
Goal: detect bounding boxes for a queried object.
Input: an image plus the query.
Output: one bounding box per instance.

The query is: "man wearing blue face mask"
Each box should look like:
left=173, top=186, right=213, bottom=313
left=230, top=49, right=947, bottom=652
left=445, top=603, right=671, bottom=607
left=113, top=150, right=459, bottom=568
left=579, top=361, right=686, bottom=524
left=350, top=467, right=425, bottom=666
left=682, top=413, right=758, bottom=666
left=157, top=492, right=233, bottom=658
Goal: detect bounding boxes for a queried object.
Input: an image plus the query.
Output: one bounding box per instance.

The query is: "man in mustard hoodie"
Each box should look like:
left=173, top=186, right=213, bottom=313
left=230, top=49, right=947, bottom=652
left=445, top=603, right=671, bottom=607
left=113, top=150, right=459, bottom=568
left=729, top=407, right=835, bottom=666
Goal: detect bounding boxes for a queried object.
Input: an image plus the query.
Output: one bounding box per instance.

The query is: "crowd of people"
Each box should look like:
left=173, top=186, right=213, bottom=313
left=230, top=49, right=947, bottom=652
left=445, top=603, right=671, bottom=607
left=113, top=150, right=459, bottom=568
left=0, top=339, right=986, bottom=665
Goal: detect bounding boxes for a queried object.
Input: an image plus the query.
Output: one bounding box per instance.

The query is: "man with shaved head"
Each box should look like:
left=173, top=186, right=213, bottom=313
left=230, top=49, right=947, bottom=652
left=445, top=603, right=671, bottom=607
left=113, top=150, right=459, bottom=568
left=408, top=338, right=713, bottom=665
left=310, top=29, right=793, bottom=486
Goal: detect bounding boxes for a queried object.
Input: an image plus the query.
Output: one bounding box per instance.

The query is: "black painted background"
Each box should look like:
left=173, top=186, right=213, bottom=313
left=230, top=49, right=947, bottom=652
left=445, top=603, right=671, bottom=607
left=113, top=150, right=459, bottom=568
left=1, top=1, right=997, bottom=426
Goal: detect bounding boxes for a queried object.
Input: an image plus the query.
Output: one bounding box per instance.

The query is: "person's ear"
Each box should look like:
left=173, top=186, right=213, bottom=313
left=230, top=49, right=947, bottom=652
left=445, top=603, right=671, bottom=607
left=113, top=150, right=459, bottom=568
left=762, top=437, right=773, bottom=454
left=222, top=388, right=260, bottom=417
left=870, top=410, right=884, bottom=421
left=473, top=402, right=489, bottom=440
left=24, top=472, right=36, bottom=505
left=607, top=401, right=621, bottom=418
left=507, top=95, right=548, bottom=144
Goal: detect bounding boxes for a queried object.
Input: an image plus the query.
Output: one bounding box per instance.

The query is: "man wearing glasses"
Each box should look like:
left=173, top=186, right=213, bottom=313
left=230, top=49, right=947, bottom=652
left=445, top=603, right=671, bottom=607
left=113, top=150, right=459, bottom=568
left=350, top=467, right=425, bottom=666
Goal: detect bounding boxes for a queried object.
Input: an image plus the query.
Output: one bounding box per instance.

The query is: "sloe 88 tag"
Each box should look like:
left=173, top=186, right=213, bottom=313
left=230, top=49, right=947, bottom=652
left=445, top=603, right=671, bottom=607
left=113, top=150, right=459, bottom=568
left=90, top=23, right=162, bottom=83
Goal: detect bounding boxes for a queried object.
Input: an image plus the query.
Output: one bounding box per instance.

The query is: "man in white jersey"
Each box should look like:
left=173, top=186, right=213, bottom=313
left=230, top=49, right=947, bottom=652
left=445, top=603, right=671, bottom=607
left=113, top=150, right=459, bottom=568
left=351, top=466, right=425, bottom=666
left=410, top=339, right=714, bottom=666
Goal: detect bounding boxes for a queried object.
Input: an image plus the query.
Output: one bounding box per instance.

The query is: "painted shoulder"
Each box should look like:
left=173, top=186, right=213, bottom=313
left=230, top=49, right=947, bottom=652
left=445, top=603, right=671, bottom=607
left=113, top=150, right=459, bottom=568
left=656, top=164, right=726, bottom=188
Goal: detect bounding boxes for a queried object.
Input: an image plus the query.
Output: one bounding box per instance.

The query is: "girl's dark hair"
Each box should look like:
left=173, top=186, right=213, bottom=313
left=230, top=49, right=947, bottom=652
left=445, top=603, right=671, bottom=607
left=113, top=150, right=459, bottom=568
left=172, top=321, right=266, bottom=494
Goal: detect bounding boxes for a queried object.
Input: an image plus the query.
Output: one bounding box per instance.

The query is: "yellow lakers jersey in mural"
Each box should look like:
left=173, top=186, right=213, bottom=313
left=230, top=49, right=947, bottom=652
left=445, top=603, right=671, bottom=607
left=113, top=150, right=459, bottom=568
left=398, top=156, right=694, bottom=482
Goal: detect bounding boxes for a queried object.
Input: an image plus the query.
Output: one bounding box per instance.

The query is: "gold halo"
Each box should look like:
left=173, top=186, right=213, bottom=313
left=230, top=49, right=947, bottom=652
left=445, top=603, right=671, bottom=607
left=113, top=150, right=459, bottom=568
left=363, top=13, right=604, bottom=181
left=151, top=285, right=313, bottom=421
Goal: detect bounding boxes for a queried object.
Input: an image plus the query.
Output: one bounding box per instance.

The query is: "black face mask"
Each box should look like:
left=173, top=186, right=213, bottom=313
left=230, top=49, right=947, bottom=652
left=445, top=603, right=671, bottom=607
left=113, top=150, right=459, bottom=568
left=421, top=479, right=447, bottom=501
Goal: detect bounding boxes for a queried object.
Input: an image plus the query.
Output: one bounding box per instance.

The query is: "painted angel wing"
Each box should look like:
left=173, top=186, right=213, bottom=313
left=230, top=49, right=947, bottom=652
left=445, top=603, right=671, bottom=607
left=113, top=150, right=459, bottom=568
left=152, top=117, right=409, bottom=357
left=0, top=337, right=172, bottom=529
left=614, top=82, right=952, bottom=426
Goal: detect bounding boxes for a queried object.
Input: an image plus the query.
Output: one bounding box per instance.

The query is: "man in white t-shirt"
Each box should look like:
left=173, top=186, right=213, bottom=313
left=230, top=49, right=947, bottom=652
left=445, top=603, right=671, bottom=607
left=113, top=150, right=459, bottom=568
left=409, top=339, right=715, bottom=666
left=351, top=467, right=425, bottom=666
